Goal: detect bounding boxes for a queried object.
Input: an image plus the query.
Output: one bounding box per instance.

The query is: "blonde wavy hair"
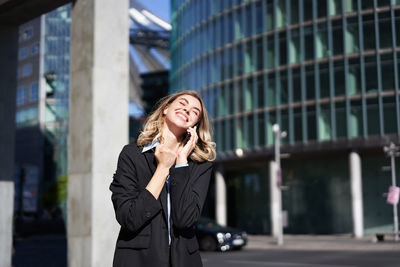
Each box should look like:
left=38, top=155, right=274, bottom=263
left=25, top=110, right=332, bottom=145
left=137, top=90, right=216, bottom=162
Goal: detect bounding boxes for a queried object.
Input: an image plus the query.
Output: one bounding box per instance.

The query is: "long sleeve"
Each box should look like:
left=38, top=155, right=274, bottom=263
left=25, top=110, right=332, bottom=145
left=169, top=161, right=213, bottom=229
left=109, top=145, right=162, bottom=233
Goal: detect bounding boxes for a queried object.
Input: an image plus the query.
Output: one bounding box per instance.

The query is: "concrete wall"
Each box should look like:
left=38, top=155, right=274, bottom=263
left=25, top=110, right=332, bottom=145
left=68, top=0, right=129, bottom=266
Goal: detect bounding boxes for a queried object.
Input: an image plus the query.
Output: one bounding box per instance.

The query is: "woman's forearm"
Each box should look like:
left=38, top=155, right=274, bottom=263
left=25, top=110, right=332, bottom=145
left=145, top=165, right=170, bottom=199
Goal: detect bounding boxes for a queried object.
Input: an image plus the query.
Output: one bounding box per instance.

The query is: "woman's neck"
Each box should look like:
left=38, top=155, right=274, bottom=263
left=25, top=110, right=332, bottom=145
left=161, top=125, right=183, bottom=150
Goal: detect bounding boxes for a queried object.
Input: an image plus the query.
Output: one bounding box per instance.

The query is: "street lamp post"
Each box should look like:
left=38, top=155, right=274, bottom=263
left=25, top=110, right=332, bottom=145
left=273, top=124, right=286, bottom=246
left=383, top=142, right=400, bottom=242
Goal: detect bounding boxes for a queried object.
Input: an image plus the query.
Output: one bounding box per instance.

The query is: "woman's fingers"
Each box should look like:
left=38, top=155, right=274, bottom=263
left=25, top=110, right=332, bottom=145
left=178, top=126, right=197, bottom=157
left=155, top=144, right=177, bottom=168
left=187, top=126, right=197, bottom=148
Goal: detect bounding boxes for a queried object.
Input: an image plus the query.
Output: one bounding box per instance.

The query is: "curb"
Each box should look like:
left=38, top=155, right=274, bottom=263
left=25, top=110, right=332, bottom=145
left=245, top=234, right=400, bottom=251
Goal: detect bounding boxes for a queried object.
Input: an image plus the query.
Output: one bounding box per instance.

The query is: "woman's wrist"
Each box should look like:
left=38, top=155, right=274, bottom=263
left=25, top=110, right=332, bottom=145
left=156, top=163, right=173, bottom=171
left=176, top=156, right=188, bottom=165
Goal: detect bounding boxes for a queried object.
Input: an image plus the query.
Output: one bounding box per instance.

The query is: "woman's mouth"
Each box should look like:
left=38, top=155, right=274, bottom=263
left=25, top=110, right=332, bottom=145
left=176, top=112, right=188, bottom=122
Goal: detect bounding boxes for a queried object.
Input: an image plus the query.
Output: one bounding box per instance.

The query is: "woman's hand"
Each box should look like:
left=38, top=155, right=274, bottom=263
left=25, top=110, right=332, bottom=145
left=147, top=144, right=177, bottom=199
left=176, top=126, right=198, bottom=165
left=155, top=144, right=178, bottom=169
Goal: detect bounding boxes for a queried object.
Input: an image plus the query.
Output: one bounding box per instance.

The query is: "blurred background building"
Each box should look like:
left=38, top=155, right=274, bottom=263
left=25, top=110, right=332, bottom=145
left=14, top=5, right=71, bottom=221
left=128, top=0, right=171, bottom=139
left=170, top=0, right=400, bottom=235
left=13, top=0, right=170, bottom=223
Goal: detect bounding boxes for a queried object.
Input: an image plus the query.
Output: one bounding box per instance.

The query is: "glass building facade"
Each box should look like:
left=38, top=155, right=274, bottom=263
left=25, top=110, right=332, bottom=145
left=171, top=0, right=400, bottom=234
left=14, top=4, right=71, bottom=217
left=43, top=4, right=71, bottom=179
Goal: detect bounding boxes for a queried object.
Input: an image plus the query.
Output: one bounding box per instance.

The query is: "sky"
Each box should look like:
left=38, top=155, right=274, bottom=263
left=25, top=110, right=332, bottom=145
left=138, top=0, right=170, bottom=23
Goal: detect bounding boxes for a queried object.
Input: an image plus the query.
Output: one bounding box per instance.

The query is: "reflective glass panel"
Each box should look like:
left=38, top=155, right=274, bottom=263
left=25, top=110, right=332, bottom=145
left=362, top=14, right=376, bottom=50
left=366, top=98, right=380, bottom=135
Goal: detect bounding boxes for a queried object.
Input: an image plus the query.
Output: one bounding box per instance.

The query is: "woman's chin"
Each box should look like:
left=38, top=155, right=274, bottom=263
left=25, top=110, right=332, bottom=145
left=169, top=118, right=188, bottom=129
left=166, top=121, right=188, bottom=134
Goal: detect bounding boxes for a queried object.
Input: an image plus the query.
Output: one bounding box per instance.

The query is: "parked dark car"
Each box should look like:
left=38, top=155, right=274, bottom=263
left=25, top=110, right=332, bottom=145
left=195, top=217, right=247, bottom=251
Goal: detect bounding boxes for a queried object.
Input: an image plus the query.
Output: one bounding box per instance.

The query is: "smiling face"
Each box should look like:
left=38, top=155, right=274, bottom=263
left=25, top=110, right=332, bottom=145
left=163, top=94, right=202, bottom=131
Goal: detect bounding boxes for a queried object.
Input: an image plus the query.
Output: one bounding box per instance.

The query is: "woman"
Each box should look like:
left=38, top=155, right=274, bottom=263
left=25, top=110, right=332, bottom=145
left=110, top=90, right=216, bottom=267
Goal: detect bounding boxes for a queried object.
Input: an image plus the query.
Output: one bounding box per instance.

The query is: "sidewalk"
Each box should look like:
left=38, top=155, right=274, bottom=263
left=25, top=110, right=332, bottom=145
left=246, top=234, right=400, bottom=251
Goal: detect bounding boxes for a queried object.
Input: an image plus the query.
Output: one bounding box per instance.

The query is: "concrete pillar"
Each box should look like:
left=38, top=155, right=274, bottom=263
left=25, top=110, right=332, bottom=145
left=0, top=25, right=18, bottom=267
left=269, top=160, right=281, bottom=237
left=349, top=151, right=364, bottom=238
left=68, top=0, right=129, bottom=266
left=215, top=168, right=227, bottom=227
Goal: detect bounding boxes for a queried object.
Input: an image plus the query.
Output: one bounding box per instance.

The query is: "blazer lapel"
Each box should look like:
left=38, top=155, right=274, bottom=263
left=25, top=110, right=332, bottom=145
left=143, top=151, right=168, bottom=222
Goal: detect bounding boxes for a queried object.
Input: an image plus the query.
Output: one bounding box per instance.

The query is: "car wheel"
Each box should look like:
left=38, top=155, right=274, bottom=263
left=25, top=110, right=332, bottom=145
left=199, top=236, right=217, bottom=251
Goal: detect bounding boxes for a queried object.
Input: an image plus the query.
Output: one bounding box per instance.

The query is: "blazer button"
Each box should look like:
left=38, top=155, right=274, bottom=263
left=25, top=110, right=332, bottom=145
left=145, top=211, right=151, bottom=218
left=171, top=181, right=176, bottom=186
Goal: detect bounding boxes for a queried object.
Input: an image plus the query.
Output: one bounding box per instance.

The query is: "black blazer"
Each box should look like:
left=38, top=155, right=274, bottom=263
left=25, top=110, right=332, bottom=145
left=110, top=142, right=213, bottom=267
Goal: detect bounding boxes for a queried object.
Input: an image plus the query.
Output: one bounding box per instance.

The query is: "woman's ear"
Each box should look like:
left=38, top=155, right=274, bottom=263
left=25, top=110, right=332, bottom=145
left=163, top=106, right=168, bottom=115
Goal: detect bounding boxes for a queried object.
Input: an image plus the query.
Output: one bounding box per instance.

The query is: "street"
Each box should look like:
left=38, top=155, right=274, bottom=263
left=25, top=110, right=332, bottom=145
left=202, top=249, right=400, bottom=267
left=11, top=235, right=400, bottom=267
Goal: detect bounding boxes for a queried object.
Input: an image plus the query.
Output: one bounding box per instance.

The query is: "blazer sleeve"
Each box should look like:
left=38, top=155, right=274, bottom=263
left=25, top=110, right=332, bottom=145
left=169, top=161, right=213, bottom=229
left=109, top=145, right=162, bottom=233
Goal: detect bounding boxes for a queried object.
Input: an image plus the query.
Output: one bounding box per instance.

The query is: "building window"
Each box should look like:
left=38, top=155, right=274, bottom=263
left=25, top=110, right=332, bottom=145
left=276, top=0, right=287, bottom=28
left=293, top=107, right=303, bottom=142
left=361, top=0, right=374, bottom=9
left=335, top=102, right=347, bottom=138
left=21, top=64, right=32, bottom=77
left=380, top=54, right=395, bottom=91
left=18, top=47, right=28, bottom=60
left=292, top=68, right=301, bottom=102
left=307, top=105, right=317, bottom=141
left=280, top=72, right=288, bottom=104
left=306, top=65, right=315, bottom=100
left=245, top=40, right=254, bottom=74
left=344, top=0, right=358, bottom=13
left=304, top=0, right=313, bottom=22
left=334, top=60, right=345, bottom=96
left=329, top=0, right=342, bottom=16
left=20, top=27, right=33, bottom=41
left=266, top=35, right=275, bottom=69
left=319, top=63, right=330, bottom=98
left=255, top=1, right=264, bottom=34
left=245, top=77, right=253, bottom=111
left=265, top=0, right=274, bottom=31
left=363, top=14, right=376, bottom=50
left=316, top=23, right=329, bottom=58
left=332, top=19, right=344, bottom=55
left=378, top=11, right=393, bottom=49
left=383, top=97, right=397, bottom=134
left=279, top=31, right=287, bottom=65
left=30, top=83, right=39, bottom=102
left=345, top=17, right=360, bottom=54
left=349, top=100, right=363, bottom=138
left=396, top=10, right=400, bottom=47
left=31, top=43, right=39, bottom=55
left=16, top=86, right=27, bottom=106
left=15, top=107, right=38, bottom=127
left=365, top=56, right=378, bottom=92
left=304, top=25, right=314, bottom=60
left=267, top=72, right=276, bottom=107
left=367, top=98, right=380, bottom=136
left=348, top=58, right=361, bottom=95
left=290, top=29, right=300, bottom=64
